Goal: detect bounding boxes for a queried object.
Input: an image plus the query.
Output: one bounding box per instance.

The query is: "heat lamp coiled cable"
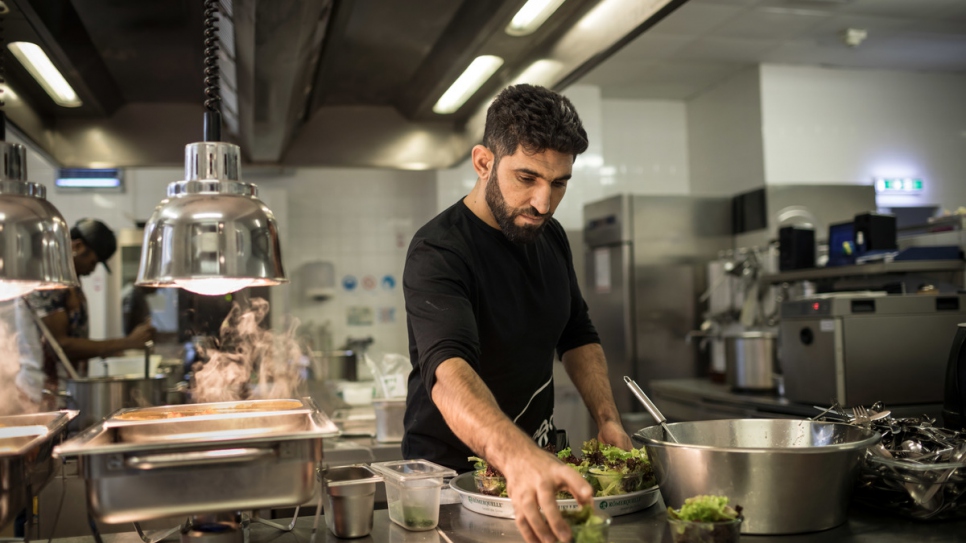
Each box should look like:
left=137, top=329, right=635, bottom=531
left=203, top=0, right=221, bottom=113
left=202, top=0, right=222, bottom=141
left=0, top=5, right=6, bottom=111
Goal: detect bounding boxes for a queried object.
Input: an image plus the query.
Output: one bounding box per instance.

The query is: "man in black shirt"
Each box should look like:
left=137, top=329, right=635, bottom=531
left=403, top=84, right=630, bottom=543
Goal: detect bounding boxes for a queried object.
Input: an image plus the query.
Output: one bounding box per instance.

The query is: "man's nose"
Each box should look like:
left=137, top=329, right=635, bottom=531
left=530, top=183, right=552, bottom=215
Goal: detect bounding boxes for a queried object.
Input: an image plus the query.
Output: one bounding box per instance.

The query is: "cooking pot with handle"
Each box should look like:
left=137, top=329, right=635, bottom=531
left=65, top=376, right=167, bottom=431
left=724, top=330, right=777, bottom=392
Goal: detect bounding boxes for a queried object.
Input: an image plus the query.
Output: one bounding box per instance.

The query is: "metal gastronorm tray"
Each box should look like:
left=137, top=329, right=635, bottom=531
left=0, top=410, right=77, bottom=530
left=54, top=398, right=339, bottom=524
left=104, top=398, right=313, bottom=444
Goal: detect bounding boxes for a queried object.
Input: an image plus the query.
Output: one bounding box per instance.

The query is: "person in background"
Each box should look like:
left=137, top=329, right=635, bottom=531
left=402, top=84, right=630, bottom=543
left=121, top=284, right=158, bottom=335
left=25, top=218, right=155, bottom=381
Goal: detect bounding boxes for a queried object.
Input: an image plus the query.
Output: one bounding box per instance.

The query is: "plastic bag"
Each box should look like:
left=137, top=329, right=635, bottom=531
left=364, top=352, right=410, bottom=398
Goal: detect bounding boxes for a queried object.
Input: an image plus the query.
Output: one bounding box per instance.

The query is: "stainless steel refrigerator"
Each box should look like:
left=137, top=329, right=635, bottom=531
left=583, top=195, right=732, bottom=414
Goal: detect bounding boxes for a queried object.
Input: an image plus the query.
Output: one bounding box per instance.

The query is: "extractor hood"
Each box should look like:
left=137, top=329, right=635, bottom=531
left=3, top=0, right=684, bottom=169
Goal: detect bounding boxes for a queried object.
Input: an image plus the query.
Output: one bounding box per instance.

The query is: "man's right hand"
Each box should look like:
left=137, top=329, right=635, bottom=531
left=126, top=321, right=156, bottom=347
left=429, top=359, right=593, bottom=542
left=502, top=446, right=593, bottom=543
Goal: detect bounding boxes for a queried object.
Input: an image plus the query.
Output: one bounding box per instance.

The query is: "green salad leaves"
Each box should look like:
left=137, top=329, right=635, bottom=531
left=561, top=505, right=609, bottom=543
left=469, top=439, right=654, bottom=500
left=468, top=456, right=509, bottom=497
left=667, top=495, right=743, bottom=523
left=559, top=439, right=655, bottom=497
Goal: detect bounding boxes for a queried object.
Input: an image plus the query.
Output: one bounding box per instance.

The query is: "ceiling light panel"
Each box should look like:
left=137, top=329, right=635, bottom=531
left=433, top=55, right=504, bottom=115
left=506, top=0, right=567, bottom=36
left=7, top=42, right=82, bottom=107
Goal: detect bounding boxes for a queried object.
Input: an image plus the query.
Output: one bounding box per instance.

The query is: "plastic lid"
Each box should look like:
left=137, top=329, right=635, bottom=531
left=369, top=459, right=456, bottom=483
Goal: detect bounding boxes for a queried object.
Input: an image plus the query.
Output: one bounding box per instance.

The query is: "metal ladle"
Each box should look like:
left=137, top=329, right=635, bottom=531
left=624, top=376, right=678, bottom=443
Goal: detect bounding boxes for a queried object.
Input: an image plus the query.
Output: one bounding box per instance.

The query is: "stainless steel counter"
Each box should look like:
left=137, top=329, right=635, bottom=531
left=45, top=501, right=966, bottom=543
left=648, top=379, right=943, bottom=424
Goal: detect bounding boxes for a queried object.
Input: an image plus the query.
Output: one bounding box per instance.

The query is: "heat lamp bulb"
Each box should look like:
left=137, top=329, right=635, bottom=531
left=0, top=280, right=42, bottom=302
left=174, top=278, right=255, bottom=296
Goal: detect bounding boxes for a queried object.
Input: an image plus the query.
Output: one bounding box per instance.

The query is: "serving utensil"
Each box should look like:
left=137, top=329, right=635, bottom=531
left=623, top=376, right=678, bottom=443
left=852, top=405, right=891, bottom=425
left=27, top=302, right=80, bottom=380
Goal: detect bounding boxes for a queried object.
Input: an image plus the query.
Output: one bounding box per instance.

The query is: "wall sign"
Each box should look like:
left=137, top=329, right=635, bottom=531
left=342, top=275, right=358, bottom=291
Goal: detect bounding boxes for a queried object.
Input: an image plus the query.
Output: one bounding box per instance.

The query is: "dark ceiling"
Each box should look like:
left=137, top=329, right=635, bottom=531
left=3, top=0, right=684, bottom=168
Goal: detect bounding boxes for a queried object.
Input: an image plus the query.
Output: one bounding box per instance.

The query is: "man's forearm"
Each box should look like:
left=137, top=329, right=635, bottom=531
left=561, top=343, right=621, bottom=427
left=431, top=358, right=538, bottom=469
left=58, top=337, right=138, bottom=361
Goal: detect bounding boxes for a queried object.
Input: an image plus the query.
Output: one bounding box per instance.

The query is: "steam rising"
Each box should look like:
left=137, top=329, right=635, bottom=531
left=0, top=302, right=43, bottom=416
left=192, top=298, right=305, bottom=402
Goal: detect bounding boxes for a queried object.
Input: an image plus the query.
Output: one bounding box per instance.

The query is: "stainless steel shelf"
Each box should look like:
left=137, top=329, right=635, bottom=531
left=760, top=259, right=965, bottom=285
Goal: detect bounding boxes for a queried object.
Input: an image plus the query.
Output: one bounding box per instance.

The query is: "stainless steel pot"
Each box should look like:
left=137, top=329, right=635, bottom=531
left=724, top=330, right=777, bottom=391
left=323, top=465, right=382, bottom=538
left=635, top=419, right=880, bottom=534
left=65, top=376, right=167, bottom=431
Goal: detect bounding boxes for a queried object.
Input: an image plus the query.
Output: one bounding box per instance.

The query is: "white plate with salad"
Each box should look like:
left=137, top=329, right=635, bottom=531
left=450, top=439, right=662, bottom=519
left=450, top=472, right=660, bottom=519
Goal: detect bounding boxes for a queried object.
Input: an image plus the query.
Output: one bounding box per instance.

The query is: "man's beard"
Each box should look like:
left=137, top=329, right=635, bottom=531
left=484, top=168, right=550, bottom=244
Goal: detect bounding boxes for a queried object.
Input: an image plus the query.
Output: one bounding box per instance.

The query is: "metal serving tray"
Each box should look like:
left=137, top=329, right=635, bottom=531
left=54, top=398, right=339, bottom=524
left=449, top=471, right=660, bottom=519
left=104, top=398, right=312, bottom=444
left=0, top=411, right=77, bottom=530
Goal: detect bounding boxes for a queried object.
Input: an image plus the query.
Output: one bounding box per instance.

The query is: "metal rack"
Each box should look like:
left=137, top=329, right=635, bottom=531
left=759, top=260, right=965, bottom=286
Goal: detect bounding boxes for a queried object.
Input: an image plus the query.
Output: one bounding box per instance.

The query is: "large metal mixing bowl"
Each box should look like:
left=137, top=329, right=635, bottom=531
left=634, top=419, right=879, bottom=535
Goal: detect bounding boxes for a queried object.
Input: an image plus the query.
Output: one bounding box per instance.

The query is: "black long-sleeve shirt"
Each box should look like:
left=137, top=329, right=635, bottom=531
left=402, top=199, right=599, bottom=472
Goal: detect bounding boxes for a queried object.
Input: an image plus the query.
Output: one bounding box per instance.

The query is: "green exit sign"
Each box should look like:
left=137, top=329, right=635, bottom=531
left=875, top=178, right=923, bottom=193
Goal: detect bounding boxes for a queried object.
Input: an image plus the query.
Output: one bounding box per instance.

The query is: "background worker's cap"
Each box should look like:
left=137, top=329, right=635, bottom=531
left=71, top=218, right=117, bottom=273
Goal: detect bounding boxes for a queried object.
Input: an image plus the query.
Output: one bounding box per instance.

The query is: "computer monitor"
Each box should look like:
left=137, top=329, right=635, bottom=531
left=827, top=221, right=855, bottom=267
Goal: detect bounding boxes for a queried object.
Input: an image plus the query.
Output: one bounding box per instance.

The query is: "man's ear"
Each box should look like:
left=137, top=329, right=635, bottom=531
left=471, top=145, right=494, bottom=183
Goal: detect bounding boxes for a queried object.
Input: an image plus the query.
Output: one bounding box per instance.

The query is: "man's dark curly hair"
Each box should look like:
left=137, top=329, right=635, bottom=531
left=482, top=84, right=588, bottom=162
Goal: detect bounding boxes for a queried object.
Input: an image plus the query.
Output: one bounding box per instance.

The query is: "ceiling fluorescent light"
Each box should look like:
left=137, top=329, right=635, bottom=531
left=433, top=55, right=504, bottom=115
left=8, top=42, right=82, bottom=107
left=506, top=0, right=567, bottom=36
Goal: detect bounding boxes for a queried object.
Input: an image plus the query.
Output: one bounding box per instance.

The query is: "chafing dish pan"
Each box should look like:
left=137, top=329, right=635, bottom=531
left=105, top=398, right=311, bottom=444
left=54, top=398, right=339, bottom=524
left=1, top=410, right=78, bottom=530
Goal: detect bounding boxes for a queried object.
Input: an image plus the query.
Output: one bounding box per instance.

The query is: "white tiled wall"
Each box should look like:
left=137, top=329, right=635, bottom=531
left=259, top=169, right=436, bottom=356
left=686, top=66, right=766, bottom=196
left=601, top=99, right=690, bottom=195
left=760, top=64, right=966, bottom=210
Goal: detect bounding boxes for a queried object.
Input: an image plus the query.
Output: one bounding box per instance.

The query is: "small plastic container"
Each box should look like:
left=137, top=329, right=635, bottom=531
left=369, top=459, right=457, bottom=531
left=372, top=398, right=406, bottom=442
left=667, top=517, right=742, bottom=543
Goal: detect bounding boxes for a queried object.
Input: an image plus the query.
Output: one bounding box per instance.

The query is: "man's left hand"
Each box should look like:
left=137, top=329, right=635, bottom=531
left=597, top=420, right=633, bottom=450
